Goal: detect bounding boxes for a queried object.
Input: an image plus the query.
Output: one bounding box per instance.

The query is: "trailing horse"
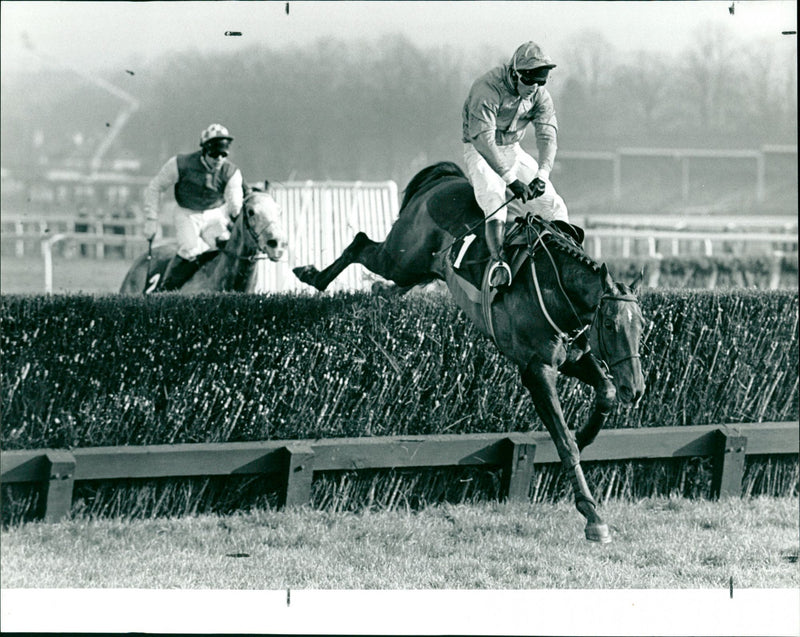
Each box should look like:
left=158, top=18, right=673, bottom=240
left=294, top=161, right=646, bottom=543
left=120, top=189, right=287, bottom=294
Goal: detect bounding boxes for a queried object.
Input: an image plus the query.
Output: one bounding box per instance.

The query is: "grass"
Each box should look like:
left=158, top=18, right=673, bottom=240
left=0, top=255, right=132, bottom=294
left=1, top=496, right=797, bottom=589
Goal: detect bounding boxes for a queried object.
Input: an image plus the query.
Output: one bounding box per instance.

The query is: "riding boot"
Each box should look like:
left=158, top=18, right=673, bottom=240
left=160, top=255, right=199, bottom=291
left=485, top=219, right=511, bottom=288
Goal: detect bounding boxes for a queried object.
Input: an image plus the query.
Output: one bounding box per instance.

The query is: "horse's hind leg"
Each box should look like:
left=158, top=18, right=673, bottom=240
left=294, top=232, right=394, bottom=292
left=521, top=361, right=611, bottom=543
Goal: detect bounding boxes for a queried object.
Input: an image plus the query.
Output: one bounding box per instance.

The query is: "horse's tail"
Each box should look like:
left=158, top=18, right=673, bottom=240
left=399, top=161, right=467, bottom=212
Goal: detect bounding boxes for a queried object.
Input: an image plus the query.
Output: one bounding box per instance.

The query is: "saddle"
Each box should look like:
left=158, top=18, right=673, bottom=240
left=446, top=214, right=585, bottom=302
left=442, top=213, right=585, bottom=346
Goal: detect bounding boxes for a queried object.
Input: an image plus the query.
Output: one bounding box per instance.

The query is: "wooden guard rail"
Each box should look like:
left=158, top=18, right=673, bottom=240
left=1, top=423, right=797, bottom=522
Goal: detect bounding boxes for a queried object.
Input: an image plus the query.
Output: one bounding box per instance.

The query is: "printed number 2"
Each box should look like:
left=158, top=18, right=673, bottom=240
left=145, top=273, right=161, bottom=294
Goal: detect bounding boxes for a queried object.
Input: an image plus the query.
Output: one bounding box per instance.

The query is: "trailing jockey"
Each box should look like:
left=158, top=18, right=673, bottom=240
left=142, top=124, right=244, bottom=291
left=462, top=41, right=571, bottom=288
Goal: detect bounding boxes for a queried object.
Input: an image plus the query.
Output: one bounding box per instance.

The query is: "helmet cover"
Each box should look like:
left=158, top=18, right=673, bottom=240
left=200, top=124, right=234, bottom=146
left=510, top=41, right=556, bottom=72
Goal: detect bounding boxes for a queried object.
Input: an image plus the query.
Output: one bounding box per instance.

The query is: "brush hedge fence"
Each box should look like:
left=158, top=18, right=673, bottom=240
left=2, top=289, right=797, bottom=449
left=1, top=290, right=797, bottom=521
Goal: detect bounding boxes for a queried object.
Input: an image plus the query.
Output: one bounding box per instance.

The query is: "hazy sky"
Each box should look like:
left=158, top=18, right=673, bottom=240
left=1, top=1, right=797, bottom=75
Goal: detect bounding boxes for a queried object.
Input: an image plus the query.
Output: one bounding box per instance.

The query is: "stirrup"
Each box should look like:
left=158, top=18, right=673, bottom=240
left=488, top=260, right=512, bottom=288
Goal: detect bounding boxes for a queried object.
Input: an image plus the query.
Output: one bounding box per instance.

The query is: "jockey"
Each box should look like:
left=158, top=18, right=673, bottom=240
left=143, top=124, right=244, bottom=291
left=462, top=41, right=570, bottom=288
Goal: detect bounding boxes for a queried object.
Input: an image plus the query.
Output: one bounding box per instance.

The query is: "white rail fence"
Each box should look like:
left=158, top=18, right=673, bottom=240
left=252, top=180, right=399, bottom=293
left=2, top=181, right=797, bottom=294
left=559, top=145, right=798, bottom=203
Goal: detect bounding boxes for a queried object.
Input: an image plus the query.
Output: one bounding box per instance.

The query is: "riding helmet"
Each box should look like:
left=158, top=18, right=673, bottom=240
left=200, top=124, right=234, bottom=147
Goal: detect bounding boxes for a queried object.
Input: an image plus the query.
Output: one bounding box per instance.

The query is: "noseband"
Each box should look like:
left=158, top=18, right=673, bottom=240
left=594, top=294, right=641, bottom=371
left=230, top=193, right=275, bottom=261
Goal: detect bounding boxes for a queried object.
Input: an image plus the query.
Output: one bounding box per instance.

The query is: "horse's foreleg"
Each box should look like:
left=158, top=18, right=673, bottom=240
left=521, top=361, right=611, bottom=543
left=559, top=352, right=616, bottom=451
left=293, top=232, right=388, bottom=291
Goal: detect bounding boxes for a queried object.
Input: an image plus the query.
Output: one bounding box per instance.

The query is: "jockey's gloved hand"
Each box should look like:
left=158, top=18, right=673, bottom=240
left=143, top=218, right=159, bottom=241
left=529, top=177, right=547, bottom=199
left=509, top=179, right=534, bottom=202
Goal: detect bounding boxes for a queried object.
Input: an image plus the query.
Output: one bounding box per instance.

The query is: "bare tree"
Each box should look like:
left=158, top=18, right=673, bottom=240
left=614, top=51, right=672, bottom=137
left=561, top=29, right=618, bottom=100
left=683, top=22, right=742, bottom=135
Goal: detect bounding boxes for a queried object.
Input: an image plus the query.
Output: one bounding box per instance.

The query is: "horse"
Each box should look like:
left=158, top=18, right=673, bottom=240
left=119, top=188, right=287, bottom=294
left=293, top=161, right=646, bottom=543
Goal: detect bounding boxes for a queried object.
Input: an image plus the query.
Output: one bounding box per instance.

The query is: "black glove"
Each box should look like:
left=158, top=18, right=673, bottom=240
left=508, top=179, right=533, bottom=202
left=529, top=177, right=547, bottom=199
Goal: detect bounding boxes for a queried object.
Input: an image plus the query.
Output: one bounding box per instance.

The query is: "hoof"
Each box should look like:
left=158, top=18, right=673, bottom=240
left=292, top=265, right=318, bottom=285
left=585, top=523, right=612, bottom=544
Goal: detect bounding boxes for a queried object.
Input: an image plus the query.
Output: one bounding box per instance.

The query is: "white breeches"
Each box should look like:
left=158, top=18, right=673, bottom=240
left=463, top=142, right=569, bottom=224
left=171, top=203, right=231, bottom=260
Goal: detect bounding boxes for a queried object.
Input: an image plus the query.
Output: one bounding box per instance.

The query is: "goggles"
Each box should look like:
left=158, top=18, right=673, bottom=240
left=517, top=69, right=548, bottom=86
left=206, top=149, right=229, bottom=159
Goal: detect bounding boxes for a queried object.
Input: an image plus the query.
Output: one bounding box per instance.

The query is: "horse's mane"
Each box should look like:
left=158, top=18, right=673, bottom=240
left=539, top=222, right=601, bottom=274
left=399, top=161, right=467, bottom=211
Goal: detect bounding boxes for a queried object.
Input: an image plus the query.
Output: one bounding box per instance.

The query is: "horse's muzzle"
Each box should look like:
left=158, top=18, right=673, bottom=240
left=618, top=382, right=645, bottom=405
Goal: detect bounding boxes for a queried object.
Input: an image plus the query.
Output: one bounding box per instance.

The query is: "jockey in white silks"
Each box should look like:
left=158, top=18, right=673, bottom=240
left=462, top=41, right=570, bottom=288
left=143, top=123, right=244, bottom=291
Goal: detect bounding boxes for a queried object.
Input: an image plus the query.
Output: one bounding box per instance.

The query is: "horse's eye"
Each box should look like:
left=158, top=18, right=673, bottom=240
left=604, top=319, right=615, bottom=330
left=267, top=239, right=278, bottom=248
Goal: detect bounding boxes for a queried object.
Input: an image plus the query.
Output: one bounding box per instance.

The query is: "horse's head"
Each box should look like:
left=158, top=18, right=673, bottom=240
left=241, top=191, right=288, bottom=262
left=591, top=263, right=646, bottom=405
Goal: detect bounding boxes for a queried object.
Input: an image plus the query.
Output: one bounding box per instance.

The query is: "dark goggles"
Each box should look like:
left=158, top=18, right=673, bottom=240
left=517, top=69, right=548, bottom=86
left=206, top=149, right=229, bottom=159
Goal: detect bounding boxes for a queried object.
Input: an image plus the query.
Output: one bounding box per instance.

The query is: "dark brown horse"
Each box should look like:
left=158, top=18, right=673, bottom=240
left=294, top=161, right=645, bottom=543
left=120, top=189, right=287, bottom=294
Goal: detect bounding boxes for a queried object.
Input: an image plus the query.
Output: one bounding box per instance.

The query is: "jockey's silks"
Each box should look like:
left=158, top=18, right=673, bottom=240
left=461, top=65, right=558, bottom=147
left=174, top=151, right=239, bottom=211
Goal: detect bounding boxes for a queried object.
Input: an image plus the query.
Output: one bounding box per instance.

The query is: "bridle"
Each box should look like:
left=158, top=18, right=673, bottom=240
left=224, top=193, right=276, bottom=262
left=525, top=220, right=641, bottom=371
left=592, top=294, right=641, bottom=372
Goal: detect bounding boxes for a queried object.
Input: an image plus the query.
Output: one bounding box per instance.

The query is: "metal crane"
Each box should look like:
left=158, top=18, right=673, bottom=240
left=21, top=32, right=140, bottom=174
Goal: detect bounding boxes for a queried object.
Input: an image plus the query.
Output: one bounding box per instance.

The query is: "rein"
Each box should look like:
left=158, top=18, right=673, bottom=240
left=433, top=193, right=516, bottom=257
left=524, top=219, right=641, bottom=368
left=526, top=221, right=588, bottom=345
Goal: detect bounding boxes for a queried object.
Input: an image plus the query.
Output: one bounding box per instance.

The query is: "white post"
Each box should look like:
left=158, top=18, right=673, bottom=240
left=622, top=236, right=631, bottom=258
left=769, top=251, right=783, bottom=290
left=591, top=236, right=602, bottom=259
left=41, top=234, right=66, bottom=294
left=15, top=220, right=25, bottom=257
left=95, top=220, right=105, bottom=259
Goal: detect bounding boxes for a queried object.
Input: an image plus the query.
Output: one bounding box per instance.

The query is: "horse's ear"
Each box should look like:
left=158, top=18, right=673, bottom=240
left=599, top=263, right=615, bottom=293
left=630, top=268, right=644, bottom=294
left=263, top=180, right=271, bottom=193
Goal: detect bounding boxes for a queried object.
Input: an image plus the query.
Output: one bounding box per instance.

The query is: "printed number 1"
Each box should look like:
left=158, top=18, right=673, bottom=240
left=145, top=273, right=160, bottom=294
